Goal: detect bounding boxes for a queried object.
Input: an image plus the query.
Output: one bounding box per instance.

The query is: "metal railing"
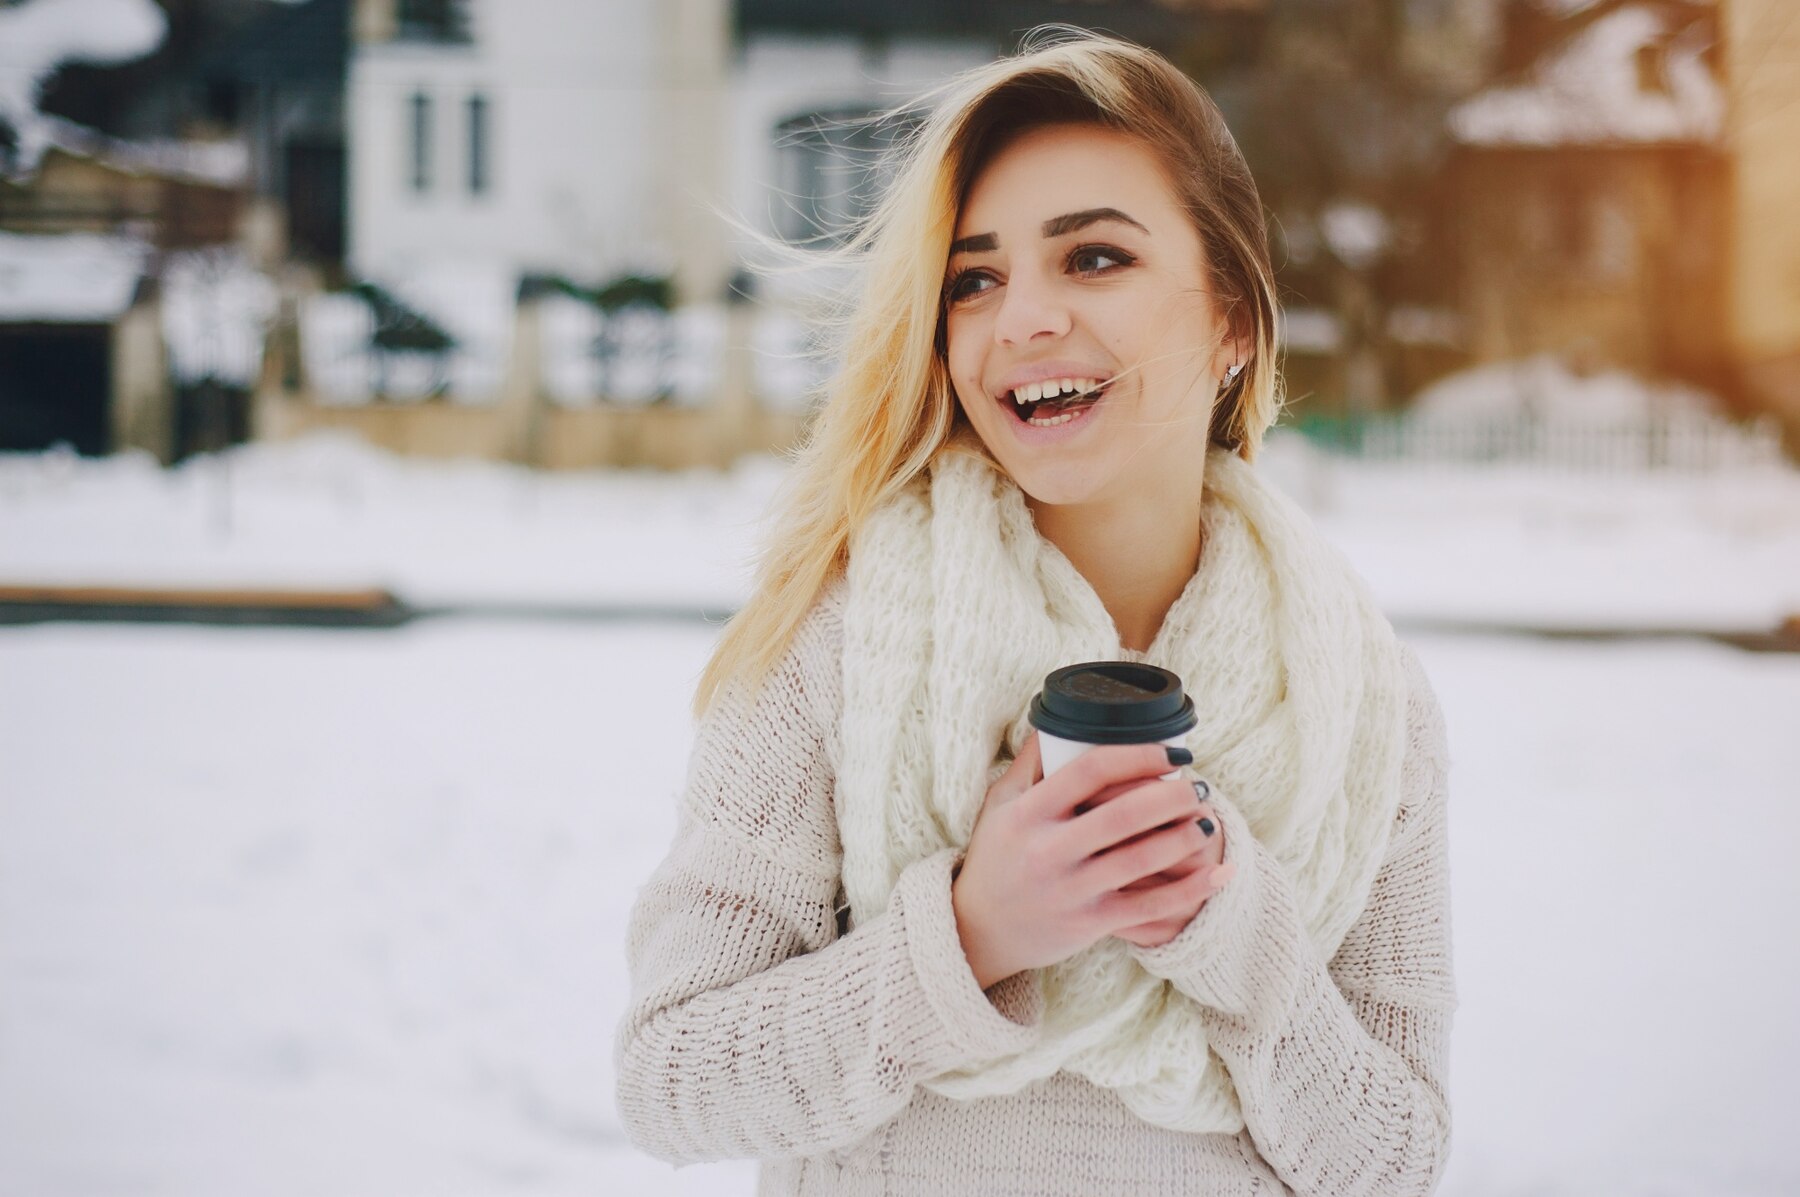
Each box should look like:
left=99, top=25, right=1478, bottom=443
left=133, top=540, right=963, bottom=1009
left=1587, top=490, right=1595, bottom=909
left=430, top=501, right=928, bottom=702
left=1290, top=408, right=1790, bottom=471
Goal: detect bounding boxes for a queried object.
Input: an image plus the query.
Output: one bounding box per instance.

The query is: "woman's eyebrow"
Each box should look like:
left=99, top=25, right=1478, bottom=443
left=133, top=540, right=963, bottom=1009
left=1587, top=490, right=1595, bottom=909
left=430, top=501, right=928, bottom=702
left=948, top=207, right=1150, bottom=258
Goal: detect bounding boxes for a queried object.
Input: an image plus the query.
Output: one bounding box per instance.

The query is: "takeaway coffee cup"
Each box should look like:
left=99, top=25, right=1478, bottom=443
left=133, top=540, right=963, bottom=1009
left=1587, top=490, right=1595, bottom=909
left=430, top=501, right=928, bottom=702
left=1028, top=660, right=1198, bottom=781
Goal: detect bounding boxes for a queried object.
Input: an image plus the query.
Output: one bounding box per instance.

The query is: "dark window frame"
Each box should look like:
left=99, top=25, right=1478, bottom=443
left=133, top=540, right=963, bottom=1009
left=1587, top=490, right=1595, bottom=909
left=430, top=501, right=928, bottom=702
left=396, top=0, right=471, bottom=43
left=409, top=91, right=432, bottom=193
left=467, top=92, right=489, bottom=196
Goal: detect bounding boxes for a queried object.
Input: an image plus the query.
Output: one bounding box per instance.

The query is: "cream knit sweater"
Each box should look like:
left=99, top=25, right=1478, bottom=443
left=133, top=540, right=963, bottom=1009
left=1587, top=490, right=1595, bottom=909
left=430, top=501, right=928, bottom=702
left=614, top=577, right=1457, bottom=1195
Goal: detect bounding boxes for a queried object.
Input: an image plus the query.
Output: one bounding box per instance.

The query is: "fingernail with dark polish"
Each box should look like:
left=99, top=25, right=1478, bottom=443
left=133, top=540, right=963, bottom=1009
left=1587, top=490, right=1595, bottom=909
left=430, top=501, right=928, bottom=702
left=1192, top=778, right=1210, bottom=802
left=1166, top=747, right=1193, bottom=766
left=1198, top=817, right=1216, bottom=836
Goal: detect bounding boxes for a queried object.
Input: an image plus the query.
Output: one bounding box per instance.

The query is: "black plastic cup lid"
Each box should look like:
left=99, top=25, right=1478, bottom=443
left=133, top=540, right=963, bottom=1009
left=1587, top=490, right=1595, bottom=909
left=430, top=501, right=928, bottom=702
left=1028, top=660, right=1197, bottom=744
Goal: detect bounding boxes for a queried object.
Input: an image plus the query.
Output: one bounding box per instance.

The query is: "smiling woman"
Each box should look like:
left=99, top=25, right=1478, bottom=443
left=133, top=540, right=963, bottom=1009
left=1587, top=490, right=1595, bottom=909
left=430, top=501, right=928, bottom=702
left=942, top=125, right=1241, bottom=522
left=936, top=119, right=1264, bottom=650
left=616, top=25, right=1455, bottom=1197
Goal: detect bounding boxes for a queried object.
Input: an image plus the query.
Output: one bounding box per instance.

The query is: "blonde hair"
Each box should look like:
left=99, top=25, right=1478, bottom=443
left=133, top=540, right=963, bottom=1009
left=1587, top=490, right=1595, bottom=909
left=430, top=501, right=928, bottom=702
left=693, top=24, right=1285, bottom=719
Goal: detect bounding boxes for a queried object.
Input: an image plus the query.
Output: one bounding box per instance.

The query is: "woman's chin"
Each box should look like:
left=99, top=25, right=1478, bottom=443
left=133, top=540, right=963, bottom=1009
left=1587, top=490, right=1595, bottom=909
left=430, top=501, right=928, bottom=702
left=966, top=414, right=1125, bottom=504
left=1001, top=458, right=1116, bottom=508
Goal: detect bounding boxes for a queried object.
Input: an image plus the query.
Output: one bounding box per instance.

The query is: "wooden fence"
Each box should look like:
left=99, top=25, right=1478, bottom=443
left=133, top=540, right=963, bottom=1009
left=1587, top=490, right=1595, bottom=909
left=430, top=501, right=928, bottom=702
left=1292, top=409, right=1790, bottom=471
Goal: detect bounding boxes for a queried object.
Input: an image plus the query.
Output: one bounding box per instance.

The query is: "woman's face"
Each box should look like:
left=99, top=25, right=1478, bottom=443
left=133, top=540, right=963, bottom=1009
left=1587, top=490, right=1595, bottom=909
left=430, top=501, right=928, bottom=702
left=942, top=122, right=1237, bottom=507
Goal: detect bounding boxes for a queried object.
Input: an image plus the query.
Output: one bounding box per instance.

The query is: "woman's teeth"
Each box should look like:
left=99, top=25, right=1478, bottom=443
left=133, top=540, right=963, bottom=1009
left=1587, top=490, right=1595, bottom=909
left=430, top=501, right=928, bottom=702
left=1012, top=377, right=1100, bottom=404
left=1011, top=376, right=1105, bottom=426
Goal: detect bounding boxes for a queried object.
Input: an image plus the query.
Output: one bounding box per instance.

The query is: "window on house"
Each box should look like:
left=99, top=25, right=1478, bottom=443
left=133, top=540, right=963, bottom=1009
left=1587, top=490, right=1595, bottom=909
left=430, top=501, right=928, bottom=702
left=397, top=0, right=470, bottom=43
left=409, top=91, right=432, bottom=192
left=772, top=108, right=919, bottom=246
left=1588, top=196, right=1636, bottom=280
left=1523, top=172, right=1636, bottom=283
left=1634, top=42, right=1671, bottom=96
left=1551, top=178, right=1590, bottom=267
left=467, top=93, right=488, bottom=196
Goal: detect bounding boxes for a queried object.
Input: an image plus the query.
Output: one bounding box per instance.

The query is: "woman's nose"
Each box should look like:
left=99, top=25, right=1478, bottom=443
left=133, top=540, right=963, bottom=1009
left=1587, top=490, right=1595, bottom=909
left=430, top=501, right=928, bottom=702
left=993, top=272, right=1071, bottom=345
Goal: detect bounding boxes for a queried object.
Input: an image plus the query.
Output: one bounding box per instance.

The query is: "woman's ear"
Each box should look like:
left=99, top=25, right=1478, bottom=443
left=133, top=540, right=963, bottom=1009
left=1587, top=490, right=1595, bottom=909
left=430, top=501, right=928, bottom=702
left=1222, top=305, right=1251, bottom=380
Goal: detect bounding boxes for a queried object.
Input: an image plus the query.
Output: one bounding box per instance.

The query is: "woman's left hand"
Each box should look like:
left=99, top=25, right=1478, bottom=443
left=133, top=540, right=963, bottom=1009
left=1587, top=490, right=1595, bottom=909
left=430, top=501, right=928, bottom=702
left=1110, top=776, right=1236, bottom=949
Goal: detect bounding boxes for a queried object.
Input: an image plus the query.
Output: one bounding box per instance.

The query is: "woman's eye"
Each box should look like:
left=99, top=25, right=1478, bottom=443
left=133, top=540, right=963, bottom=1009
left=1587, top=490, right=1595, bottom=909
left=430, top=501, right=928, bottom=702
left=1070, top=245, right=1132, bottom=274
left=945, top=271, right=995, bottom=302
left=944, top=245, right=1132, bottom=305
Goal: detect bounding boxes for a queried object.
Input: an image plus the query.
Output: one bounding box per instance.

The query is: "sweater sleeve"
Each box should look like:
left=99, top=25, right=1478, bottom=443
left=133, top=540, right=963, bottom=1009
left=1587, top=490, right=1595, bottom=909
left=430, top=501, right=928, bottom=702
left=1124, top=642, right=1457, bottom=1196
left=612, top=582, right=1045, bottom=1165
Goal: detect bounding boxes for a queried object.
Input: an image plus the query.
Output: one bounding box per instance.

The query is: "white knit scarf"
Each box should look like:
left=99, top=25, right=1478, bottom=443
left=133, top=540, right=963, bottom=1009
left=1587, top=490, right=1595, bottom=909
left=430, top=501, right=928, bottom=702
left=835, top=438, right=1412, bottom=1134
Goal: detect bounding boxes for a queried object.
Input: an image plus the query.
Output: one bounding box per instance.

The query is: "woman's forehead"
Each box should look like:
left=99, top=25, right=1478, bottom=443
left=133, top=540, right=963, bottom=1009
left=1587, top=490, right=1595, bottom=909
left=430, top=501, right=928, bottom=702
left=955, top=126, right=1179, bottom=237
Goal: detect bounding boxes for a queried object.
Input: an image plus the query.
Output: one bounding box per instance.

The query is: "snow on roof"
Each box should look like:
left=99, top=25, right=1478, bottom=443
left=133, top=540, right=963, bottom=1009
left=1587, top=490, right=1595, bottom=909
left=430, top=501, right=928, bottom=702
left=160, top=248, right=277, bottom=387
left=0, top=230, right=148, bottom=322
left=1411, top=352, right=1724, bottom=422
left=1449, top=5, right=1723, bottom=147
left=33, top=114, right=249, bottom=187
left=1319, top=201, right=1391, bottom=270
left=1534, top=0, right=1713, bottom=12
left=0, top=0, right=168, bottom=178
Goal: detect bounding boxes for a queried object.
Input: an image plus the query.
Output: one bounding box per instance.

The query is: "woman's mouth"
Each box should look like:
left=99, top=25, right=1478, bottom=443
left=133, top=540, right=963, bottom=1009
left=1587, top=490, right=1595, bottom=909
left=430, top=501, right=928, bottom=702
left=1001, top=379, right=1111, bottom=427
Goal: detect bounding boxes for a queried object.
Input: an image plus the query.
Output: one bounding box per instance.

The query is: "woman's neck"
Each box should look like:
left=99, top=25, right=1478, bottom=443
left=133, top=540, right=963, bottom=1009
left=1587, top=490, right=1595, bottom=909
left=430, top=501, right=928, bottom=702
left=1026, top=474, right=1205, bottom=654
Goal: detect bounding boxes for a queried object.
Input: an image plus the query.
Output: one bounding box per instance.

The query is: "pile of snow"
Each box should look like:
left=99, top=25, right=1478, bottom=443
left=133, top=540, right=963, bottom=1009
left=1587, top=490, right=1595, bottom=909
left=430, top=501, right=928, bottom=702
left=300, top=263, right=516, bottom=404
left=1, top=426, right=1795, bottom=630
left=1413, top=353, right=1723, bottom=423
left=0, top=429, right=794, bottom=604
left=0, top=230, right=148, bottom=322
left=159, top=249, right=278, bottom=388
left=1377, top=354, right=1788, bottom=473
left=1450, top=6, right=1723, bottom=146
left=537, top=297, right=726, bottom=410
left=0, top=0, right=167, bottom=178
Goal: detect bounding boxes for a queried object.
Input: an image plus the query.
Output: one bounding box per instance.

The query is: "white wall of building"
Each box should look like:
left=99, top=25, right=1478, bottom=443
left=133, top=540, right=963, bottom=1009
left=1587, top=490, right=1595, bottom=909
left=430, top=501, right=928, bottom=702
left=347, top=0, right=663, bottom=281
left=345, top=4, right=992, bottom=322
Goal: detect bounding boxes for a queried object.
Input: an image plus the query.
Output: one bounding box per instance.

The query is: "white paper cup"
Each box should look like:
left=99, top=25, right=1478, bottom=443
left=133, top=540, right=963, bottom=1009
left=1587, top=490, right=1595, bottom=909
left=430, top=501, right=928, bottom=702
left=1038, top=728, right=1191, bottom=780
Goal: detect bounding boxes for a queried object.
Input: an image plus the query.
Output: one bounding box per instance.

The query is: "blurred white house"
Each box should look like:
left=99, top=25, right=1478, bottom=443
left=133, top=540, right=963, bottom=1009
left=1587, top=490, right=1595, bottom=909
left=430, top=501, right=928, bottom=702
left=256, top=0, right=1026, bottom=464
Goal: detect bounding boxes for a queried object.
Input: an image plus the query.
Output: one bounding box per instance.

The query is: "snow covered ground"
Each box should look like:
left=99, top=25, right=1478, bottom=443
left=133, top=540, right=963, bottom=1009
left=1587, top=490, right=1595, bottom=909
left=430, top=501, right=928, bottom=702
left=3, top=428, right=1796, bottom=629
left=2, top=433, right=1798, bottom=1195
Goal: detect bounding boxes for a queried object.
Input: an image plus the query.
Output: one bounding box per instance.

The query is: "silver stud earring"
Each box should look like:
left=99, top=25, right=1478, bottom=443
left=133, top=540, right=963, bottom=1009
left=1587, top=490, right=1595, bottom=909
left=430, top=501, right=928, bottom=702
left=1219, top=363, right=1243, bottom=390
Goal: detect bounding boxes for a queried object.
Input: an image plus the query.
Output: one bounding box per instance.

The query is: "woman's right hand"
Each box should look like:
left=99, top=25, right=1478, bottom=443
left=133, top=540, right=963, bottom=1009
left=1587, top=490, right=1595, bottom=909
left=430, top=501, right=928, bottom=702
left=949, top=731, right=1216, bottom=989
